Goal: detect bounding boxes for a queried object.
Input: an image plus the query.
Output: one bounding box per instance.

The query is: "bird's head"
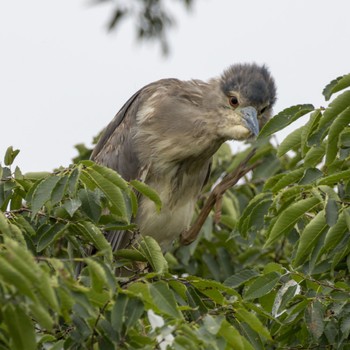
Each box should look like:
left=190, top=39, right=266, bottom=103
left=208, top=63, right=276, bottom=141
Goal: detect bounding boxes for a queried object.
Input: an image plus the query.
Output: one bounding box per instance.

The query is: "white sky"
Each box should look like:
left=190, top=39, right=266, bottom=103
left=1, top=0, right=349, bottom=172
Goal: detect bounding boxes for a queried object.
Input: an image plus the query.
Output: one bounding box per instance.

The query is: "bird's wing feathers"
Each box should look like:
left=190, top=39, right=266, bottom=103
left=90, top=78, right=210, bottom=253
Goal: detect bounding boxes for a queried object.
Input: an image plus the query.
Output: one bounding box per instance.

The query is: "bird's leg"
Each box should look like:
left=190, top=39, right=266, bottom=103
left=180, top=148, right=259, bottom=246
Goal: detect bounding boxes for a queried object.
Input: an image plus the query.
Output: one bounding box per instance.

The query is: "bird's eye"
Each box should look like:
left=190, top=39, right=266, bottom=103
left=260, top=106, right=268, bottom=114
left=229, top=96, right=239, bottom=108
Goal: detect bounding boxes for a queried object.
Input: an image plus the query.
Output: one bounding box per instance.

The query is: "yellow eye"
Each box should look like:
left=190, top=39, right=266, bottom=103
left=229, top=96, right=239, bottom=108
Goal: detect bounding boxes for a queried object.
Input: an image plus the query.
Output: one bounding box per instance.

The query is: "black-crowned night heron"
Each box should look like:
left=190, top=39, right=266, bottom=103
left=92, top=63, right=276, bottom=252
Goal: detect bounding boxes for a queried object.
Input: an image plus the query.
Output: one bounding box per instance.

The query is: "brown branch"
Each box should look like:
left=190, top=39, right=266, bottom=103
left=180, top=148, right=258, bottom=246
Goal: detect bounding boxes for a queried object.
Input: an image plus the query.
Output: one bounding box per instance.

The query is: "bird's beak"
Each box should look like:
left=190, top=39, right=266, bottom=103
left=240, top=106, right=259, bottom=137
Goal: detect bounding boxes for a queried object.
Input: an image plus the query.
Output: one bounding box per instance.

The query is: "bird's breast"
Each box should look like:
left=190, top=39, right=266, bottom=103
left=135, top=172, right=202, bottom=251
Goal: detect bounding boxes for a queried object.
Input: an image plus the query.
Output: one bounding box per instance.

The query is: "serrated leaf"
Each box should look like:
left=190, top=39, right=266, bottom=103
left=326, top=106, right=350, bottom=165
left=271, top=168, right=304, bottom=192
left=258, top=104, right=314, bottom=140
left=235, top=307, right=272, bottom=340
left=37, top=223, right=67, bottom=252
left=90, top=163, right=128, bottom=191
left=277, top=126, right=303, bottom=157
left=306, top=300, right=325, bottom=340
left=238, top=192, right=271, bottom=236
left=130, top=180, right=162, bottom=212
left=138, top=236, right=168, bottom=273
left=86, top=258, right=108, bottom=293
left=4, top=146, right=20, bottom=166
left=74, top=222, right=113, bottom=263
left=304, top=144, right=325, bottom=167
left=325, top=197, right=338, bottom=227
left=81, top=168, right=127, bottom=219
left=51, top=176, right=69, bottom=205
left=265, top=197, right=321, bottom=247
left=293, top=210, right=328, bottom=267
left=3, top=304, right=36, bottom=350
left=125, top=297, right=145, bottom=329
left=218, top=319, right=254, bottom=350
left=149, top=281, right=182, bottom=319
left=318, top=90, right=350, bottom=131
left=115, top=249, right=148, bottom=261
left=30, top=175, right=61, bottom=217
left=324, top=211, right=348, bottom=252
left=301, top=109, right=323, bottom=154
left=78, top=189, right=102, bottom=222
left=323, top=74, right=350, bottom=101
left=62, top=198, right=82, bottom=217
left=224, top=269, right=259, bottom=288
left=317, top=169, right=350, bottom=185
left=298, top=168, right=323, bottom=185
left=244, top=272, right=280, bottom=300
left=203, top=314, right=223, bottom=335
left=340, top=128, right=350, bottom=148
left=67, top=167, right=80, bottom=194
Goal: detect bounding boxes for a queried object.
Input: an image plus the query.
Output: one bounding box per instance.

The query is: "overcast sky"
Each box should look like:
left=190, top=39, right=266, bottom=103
left=1, top=0, right=349, bottom=172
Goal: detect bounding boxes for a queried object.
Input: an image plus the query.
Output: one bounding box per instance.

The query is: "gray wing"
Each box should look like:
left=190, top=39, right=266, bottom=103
left=91, top=86, right=149, bottom=252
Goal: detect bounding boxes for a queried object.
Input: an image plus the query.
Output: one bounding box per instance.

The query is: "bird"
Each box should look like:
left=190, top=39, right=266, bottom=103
left=91, top=63, right=276, bottom=254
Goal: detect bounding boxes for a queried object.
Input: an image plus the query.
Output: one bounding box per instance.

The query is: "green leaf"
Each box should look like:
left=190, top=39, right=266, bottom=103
left=304, top=144, right=325, bottom=167
left=224, top=269, right=260, bottom=288
left=149, top=281, right=183, bottom=319
left=86, top=258, right=109, bottom=293
left=67, top=167, right=80, bottom=194
left=277, top=126, right=303, bottom=157
left=90, top=163, right=128, bottom=191
left=203, top=314, right=223, bottom=335
left=81, top=168, right=127, bottom=219
left=298, top=168, right=323, bottom=185
left=325, top=197, right=338, bottom=227
left=244, top=272, right=280, bottom=300
left=340, top=128, right=350, bottom=148
left=293, top=210, right=328, bottom=267
left=270, top=168, right=304, bottom=192
left=265, top=197, right=321, bottom=247
left=37, top=223, right=67, bottom=252
left=138, top=236, right=168, bottom=273
left=324, top=211, right=348, bottom=252
left=30, top=175, right=61, bottom=217
left=235, top=307, right=272, bottom=340
left=124, top=297, right=145, bottom=329
left=78, top=189, right=102, bottom=222
left=130, top=180, right=162, bottom=212
left=305, top=300, right=325, bottom=340
left=318, top=90, right=350, bottom=131
left=323, top=73, right=350, bottom=101
left=4, top=146, right=20, bottom=166
left=62, top=198, right=82, bottom=217
left=258, top=104, right=314, bottom=140
left=218, top=319, right=254, bottom=350
left=326, top=106, right=350, bottom=165
left=3, top=304, right=36, bottom=350
left=301, top=109, right=322, bottom=154
left=317, top=169, right=350, bottom=185
left=115, top=249, right=148, bottom=262
left=51, top=176, right=69, bottom=205
left=238, top=192, right=271, bottom=236
left=73, top=222, right=113, bottom=263
left=0, top=256, right=36, bottom=300
left=111, top=293, right=128, bottom=339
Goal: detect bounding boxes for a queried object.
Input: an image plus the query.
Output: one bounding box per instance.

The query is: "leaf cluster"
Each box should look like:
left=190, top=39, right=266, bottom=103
left=0, top=73, right=350, bottom=349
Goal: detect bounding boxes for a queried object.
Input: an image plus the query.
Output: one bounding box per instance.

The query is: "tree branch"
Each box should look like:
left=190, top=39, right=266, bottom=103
left=180, top=148, right=258, bottom=246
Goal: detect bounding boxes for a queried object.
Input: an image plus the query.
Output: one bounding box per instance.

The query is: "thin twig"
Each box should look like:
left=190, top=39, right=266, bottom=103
left=180, top=148, right=258, bottom=246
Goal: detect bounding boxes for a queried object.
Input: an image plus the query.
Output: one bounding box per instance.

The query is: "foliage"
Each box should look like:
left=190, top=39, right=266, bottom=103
left=0, top=73, right=350, bottom=349
left=95, top=0, right=196, bottom=54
